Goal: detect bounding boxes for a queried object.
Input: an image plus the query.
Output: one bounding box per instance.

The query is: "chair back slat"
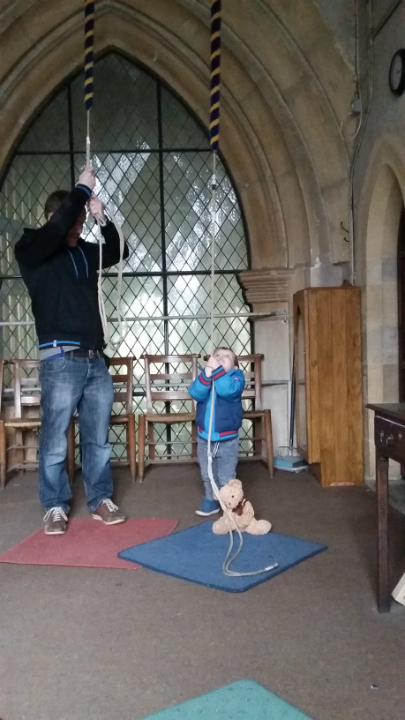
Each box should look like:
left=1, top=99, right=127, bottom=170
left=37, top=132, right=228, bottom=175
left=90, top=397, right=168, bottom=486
left=112, top=374, right=130, bottom=383
left=19, top=396, right=41, bottom=406
left=149, top=390, right=192, bottom=402
left=143, top=354, right=199, bottom=363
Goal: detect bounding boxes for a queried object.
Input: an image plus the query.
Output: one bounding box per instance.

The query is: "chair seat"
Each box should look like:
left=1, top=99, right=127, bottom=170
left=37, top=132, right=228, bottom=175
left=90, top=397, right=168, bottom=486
left=147, top=457, right=199, bottom=465
left=4, top=418, right=41, bottom=428
left=72, top=414, right=132, bottom=425
left=145, top=412, right=196, bottom=423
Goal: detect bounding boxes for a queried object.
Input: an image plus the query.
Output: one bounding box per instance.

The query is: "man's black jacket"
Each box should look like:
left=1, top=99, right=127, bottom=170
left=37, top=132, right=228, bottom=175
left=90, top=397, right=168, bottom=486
left=14, top=186, right=129, bottom=350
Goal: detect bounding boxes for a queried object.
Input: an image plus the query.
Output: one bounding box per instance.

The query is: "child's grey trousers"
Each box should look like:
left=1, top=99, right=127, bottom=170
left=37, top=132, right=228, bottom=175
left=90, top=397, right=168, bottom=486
left=197, top=435, right=239, bottom=499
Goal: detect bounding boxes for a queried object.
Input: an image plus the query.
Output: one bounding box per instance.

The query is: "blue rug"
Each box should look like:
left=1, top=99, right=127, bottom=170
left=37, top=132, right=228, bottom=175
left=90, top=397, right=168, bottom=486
left=140, top=679, right=314, bottom=719
left=118, top=521, right=326, bottom=592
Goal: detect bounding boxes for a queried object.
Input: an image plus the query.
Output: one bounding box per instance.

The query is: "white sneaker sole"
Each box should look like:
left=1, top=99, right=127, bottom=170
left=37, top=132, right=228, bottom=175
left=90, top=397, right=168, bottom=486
left=195, top=508, right=220, bottom=517
left=91, top=514, right=126, bottom=525
left=44, top=527, right=66, bottom=535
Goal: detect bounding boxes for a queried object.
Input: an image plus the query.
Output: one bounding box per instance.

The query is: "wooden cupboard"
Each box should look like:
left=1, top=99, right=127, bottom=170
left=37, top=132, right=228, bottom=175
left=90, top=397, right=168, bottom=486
left=293, top=287, right=363, bottom=487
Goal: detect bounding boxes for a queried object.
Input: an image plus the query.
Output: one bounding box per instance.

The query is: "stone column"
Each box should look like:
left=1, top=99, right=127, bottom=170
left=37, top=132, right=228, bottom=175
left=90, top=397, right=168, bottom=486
left=238, top=269, right=294, bottom=455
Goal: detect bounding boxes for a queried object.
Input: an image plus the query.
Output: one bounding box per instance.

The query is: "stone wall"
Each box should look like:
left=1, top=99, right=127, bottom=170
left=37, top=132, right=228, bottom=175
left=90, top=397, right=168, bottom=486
left=354, top=0, right=405, bottom=478
left=0, top=0, right=358, bottom=457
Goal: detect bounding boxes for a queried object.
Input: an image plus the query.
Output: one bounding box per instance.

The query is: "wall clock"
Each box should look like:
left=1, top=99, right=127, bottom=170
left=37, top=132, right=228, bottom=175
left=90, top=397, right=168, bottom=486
left=389, top=49, right=405, bottom=96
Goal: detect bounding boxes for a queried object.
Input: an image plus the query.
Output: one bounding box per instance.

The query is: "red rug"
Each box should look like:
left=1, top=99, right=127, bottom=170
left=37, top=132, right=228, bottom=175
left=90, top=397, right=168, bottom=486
left=0, top=518, right=178, bottom=570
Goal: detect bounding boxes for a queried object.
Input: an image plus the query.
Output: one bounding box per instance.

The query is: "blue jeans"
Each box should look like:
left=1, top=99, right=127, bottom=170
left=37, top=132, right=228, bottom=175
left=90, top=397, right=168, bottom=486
left=197, top=435, right=239, bottom=499
left=39, top=355, right=114, bottom=512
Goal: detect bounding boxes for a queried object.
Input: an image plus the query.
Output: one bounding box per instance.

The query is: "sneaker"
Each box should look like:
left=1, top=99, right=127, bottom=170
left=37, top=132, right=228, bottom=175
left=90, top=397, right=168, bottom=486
left=43, top=507, right=68, bottom=535
left=92, top=499, right=126, bottom=525
left=195, top=498, right=221, bottom=517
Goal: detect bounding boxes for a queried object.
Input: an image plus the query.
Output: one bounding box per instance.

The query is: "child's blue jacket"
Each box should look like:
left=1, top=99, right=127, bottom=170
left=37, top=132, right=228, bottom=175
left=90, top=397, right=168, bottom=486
left=188, top=365, right=245, bottom=442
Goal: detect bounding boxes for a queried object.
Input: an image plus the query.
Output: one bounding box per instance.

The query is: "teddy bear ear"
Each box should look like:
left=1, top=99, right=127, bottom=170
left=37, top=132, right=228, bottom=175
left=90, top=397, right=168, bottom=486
left=228, top=478, right=242, bottom=489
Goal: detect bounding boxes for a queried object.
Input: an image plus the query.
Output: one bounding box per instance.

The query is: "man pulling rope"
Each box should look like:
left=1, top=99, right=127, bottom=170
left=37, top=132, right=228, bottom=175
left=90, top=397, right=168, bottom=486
left=14, top=166, right=129, bottom=535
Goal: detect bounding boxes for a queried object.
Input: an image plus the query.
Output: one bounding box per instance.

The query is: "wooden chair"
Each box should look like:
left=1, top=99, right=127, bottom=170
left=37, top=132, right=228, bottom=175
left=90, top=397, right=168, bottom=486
left=0, top=359, right=76, bottom=489
left=68, top=357, right=136, bottom=482
left=238, top=354, right=274, bottom=478
left=0, top=359, right=42, bottom=488
left=108, top=357, right=136, bottom=481
left=137, top=354, right=200, bottom=481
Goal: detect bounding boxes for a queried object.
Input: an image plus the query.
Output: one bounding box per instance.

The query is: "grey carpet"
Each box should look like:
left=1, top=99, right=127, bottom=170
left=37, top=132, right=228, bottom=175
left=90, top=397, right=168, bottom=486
left=1, top=464, right=404, bottom=720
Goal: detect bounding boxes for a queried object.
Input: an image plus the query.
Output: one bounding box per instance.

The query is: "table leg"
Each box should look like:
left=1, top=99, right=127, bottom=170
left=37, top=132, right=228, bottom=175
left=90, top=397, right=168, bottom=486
left=376, top=453, right=390, bottom=613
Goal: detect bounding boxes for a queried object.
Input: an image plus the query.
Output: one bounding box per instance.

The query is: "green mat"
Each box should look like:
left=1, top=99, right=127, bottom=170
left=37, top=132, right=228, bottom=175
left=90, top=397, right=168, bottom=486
left=141, top=680, right=314, bottom=719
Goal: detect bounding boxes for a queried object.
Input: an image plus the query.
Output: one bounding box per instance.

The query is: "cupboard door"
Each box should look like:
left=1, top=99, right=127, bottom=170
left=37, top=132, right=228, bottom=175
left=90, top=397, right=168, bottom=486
left=293, top=287, right=363, bottom=486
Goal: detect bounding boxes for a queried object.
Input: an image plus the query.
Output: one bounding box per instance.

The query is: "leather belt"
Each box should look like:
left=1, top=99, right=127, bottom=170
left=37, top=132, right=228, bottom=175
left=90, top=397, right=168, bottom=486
left=70, top=348, right=104, bottom=359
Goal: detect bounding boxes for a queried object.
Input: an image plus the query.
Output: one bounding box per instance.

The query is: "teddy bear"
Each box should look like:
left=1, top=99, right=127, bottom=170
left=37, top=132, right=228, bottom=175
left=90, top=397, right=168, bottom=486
left=212, top=478, right=272, bottom=535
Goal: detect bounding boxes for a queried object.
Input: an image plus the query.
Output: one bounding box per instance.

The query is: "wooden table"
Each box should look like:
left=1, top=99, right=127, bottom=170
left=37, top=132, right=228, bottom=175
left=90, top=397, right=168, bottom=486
left=367, top=403, right=405, bottom=612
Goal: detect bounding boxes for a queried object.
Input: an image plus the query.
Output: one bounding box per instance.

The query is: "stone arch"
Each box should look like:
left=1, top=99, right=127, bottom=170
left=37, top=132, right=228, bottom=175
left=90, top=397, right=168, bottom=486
left=0, top=0, right=353, bottom=274
left=358, top=141, right=405, bottom=476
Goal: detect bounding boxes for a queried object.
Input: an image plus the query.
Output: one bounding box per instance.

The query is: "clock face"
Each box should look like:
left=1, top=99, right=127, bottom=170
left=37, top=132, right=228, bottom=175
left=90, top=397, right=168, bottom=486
left=389, top=50, right=405, bottom=95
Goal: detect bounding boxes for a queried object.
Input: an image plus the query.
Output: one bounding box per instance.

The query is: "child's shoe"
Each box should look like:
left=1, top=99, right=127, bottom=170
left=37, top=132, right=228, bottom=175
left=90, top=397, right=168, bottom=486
left=195, top=498, right=221, bottom=516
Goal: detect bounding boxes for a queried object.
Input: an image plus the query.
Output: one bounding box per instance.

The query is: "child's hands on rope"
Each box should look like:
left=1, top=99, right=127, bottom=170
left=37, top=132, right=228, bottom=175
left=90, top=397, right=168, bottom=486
left=205, top=355, right=220, bottom=377
left=78, top=165, right=96, bottom=192
left=88, top=195, right=106, bottom=221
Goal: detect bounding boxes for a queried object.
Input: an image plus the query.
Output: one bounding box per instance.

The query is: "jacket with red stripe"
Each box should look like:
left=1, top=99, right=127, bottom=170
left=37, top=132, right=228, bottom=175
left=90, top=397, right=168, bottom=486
left=188, top=366, right=245, bottom=442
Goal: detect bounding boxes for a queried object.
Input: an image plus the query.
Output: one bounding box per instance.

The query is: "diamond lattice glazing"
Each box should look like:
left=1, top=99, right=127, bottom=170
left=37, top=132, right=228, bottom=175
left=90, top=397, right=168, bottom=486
left=0, top=52, right=251, bottom=461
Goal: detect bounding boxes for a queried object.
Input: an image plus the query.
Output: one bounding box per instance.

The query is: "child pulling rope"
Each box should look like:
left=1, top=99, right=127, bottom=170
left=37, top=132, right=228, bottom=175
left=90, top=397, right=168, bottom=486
left=205, top=0, right=277, bottom=577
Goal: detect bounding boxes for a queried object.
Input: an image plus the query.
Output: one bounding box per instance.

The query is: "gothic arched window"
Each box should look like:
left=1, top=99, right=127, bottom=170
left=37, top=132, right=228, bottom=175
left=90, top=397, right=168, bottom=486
left=0, top=52, right=252, bottom=455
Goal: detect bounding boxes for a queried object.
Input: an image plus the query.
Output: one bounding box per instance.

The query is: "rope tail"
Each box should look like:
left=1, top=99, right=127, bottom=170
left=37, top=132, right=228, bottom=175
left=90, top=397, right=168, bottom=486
left=207, top=0, right=242, bottom=575
left=206, top=0, right=277, bottom=578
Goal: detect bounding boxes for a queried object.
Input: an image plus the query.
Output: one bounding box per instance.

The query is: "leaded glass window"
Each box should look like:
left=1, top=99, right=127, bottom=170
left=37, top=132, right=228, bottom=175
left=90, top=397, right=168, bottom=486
left=0, top=52, right=252, bottom=459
